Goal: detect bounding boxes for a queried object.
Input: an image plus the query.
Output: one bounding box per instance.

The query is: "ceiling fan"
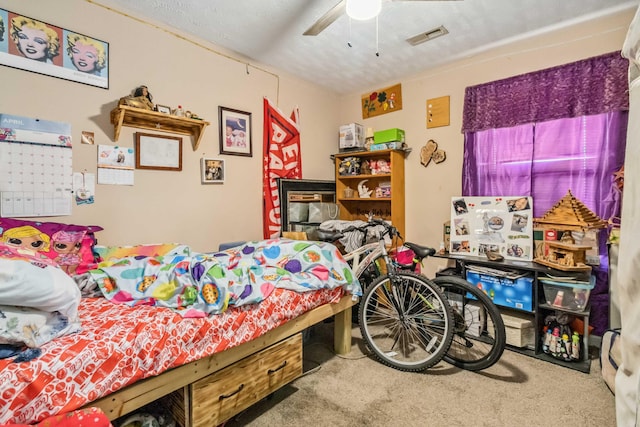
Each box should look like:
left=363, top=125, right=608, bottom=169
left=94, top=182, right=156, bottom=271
left=303, top=0, right=462, bottom=36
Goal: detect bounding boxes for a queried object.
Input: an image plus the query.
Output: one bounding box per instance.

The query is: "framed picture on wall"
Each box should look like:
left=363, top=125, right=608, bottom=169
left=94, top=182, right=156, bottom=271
left=201, top=158, right=225, bottom=184
left=0, top=8, right=109, bottom=89
left=219, top=106, right=252, bottom=157
left=135, top=132, right=182, bottom=171
left=155, top=104, right=171, bottom=114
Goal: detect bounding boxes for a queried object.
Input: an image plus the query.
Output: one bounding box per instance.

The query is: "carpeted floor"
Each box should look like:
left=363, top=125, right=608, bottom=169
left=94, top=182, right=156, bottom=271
left=225, top=322, right=616, bottom=427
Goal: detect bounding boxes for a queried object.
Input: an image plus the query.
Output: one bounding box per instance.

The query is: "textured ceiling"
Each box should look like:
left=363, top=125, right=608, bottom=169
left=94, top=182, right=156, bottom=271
left=94, top=0, right=635, bottom=94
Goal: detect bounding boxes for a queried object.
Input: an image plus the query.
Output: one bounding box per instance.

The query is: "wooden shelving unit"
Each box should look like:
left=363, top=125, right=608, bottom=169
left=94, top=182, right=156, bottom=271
left=110, top=106, right=210, bottom=150
left=334, top=149, right=405, bottom=238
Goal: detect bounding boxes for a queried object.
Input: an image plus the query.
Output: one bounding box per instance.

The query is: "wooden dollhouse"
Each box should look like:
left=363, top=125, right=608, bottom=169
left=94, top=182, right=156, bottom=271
left=534, top=190, right=607, bottom=272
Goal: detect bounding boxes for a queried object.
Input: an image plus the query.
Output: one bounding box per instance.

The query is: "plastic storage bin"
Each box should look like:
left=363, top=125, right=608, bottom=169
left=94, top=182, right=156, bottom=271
left=466, top=270, right=534, bottom=312
left=540, top=275, right=595, bottom=311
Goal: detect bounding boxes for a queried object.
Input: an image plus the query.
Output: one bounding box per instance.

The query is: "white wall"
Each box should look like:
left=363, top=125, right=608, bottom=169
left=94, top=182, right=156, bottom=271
left=0, top=0, right=340, bottom=251
left=0, top=1, right=634, bottom=258
left=338, top=7, right=635, bottom=272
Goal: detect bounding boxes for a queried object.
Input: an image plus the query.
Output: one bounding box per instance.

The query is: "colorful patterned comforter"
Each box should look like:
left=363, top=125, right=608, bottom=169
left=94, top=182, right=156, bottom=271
left=89, top=239, right=361, bottom=317
left=1, top=239, right=360, bottom=424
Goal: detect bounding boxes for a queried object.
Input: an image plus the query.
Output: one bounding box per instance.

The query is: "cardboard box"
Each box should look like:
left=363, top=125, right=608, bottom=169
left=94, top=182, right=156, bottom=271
left=374, top=128, right=405, bottom=144
left=464, top=302, right=486, bottom=337
left=339, top=123, right=364, bottom=150
left=447, top=295, right=485, bottom=338
left=369, top=141, right=400, bottom=151
left=466, top=269, right=534, bottom=312
left=488, top=311, right=535, bottom=349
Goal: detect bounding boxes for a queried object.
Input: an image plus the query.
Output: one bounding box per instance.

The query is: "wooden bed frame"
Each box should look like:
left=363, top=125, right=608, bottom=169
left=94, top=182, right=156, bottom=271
left=85, top=294, right=356, bottom=422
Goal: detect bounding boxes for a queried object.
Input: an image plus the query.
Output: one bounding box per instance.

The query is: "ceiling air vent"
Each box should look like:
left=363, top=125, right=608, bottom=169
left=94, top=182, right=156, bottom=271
left=406, top=25, right=449, bottom=46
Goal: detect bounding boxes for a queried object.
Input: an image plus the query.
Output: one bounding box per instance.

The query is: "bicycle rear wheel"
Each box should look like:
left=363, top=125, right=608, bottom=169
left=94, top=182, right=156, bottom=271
left=358, top=272, right=454, bottom=372
left=432, top=276, right=506, bottom=371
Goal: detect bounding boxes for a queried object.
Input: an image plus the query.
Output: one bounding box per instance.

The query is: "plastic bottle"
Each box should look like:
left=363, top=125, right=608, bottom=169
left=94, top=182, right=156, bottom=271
left=542, top=327, right=552, bottom=353
left=571, top=332, right=580, bottom=360
left=562, top=333, right=571, bottom=360
left=550, top=327, right=560, bottom=355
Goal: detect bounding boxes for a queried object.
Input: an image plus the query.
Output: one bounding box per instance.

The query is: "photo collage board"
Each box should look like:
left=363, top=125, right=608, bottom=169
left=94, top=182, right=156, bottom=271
left=450, top=196, right=534, bottom=261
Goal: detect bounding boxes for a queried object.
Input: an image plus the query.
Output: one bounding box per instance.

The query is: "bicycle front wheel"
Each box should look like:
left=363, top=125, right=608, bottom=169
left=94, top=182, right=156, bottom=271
left=358, top=272, right=454, bottom=372
left=432, top=276, right=506, bottom=371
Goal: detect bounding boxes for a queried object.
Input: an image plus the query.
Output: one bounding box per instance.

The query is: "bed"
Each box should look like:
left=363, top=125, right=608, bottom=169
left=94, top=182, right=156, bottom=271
left=0, top=218, right=360, bottom=426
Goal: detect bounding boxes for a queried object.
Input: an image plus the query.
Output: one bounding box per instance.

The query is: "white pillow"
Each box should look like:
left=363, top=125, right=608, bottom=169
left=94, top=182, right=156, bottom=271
left=0, top=258, right=81, bottom=320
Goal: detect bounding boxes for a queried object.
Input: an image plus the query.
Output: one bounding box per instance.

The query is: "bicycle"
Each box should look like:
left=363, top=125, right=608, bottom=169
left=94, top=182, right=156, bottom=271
left=317, top=219, right=454, bottom=372
left=318, top=217, right=506, bottom=371
left=396, top=243, right=506, bottom=371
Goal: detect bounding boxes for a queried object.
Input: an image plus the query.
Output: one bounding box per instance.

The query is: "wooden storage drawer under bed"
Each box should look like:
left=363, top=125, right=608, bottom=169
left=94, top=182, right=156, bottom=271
left=167, top=333, right=303, bottom=427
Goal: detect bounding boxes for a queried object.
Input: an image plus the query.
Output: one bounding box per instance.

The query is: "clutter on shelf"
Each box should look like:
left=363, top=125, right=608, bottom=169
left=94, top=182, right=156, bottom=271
left=541, top=311, right=582, bottom=362
left=338, top=156, right=361, bottom=175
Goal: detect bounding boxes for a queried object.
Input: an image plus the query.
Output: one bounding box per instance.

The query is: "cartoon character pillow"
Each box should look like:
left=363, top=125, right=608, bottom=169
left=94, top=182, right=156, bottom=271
left=0, top=218, right=103, bottom=276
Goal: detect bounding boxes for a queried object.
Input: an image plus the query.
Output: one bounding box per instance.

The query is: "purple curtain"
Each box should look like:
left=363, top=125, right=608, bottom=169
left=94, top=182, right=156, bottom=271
left=462, top=51, right=628, bottom=133
left=461, top=52, right=629, bottom=335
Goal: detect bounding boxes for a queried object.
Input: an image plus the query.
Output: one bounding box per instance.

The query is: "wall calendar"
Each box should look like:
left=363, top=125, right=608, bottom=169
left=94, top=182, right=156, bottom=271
left=0, top=114, right=73, bottom=217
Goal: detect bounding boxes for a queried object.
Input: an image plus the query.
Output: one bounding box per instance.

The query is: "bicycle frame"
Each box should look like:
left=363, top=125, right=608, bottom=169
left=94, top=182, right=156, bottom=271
left=342, top=239, right=394, bottom=280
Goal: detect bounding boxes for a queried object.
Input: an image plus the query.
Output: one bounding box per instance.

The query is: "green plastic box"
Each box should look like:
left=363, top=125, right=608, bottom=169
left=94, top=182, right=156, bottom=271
left=374, top=128, right=405, bottom=144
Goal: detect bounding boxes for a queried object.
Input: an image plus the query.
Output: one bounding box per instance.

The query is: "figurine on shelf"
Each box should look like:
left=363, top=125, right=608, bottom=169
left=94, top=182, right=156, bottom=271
left=118, top=85, right=154, bottom=110
left=173, top=105, right=185, bottom=117
left=360, top=159, right=372, bottom=175
left=357, top=179, right=373, bottom=198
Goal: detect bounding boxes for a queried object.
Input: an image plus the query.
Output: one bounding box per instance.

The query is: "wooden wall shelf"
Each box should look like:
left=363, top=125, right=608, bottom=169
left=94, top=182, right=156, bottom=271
left=110, top=106, right=210, bottom=150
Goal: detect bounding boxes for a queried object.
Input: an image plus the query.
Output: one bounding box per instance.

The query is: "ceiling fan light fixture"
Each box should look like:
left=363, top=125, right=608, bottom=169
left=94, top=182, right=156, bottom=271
left=346, top=0, right=382, bottom=21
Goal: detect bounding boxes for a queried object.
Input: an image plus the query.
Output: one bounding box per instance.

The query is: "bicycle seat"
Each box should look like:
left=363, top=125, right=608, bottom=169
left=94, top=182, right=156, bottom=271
left=403, top=242, right=436, bottom=259
left=316, top=228, right=344, bottom=242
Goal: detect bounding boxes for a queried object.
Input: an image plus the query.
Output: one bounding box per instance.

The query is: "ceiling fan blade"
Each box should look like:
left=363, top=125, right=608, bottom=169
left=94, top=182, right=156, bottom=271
left=303, top=0, right=346, bottom=36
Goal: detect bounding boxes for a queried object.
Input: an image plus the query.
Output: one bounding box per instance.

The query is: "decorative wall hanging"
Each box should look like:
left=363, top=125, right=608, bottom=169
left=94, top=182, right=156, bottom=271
left=135, top=133, right=182, bottom=171
left=426, top=95, right=450, bottom=128
left=361, top=83, right=402, bottom=119
left=201, top=158, right=225, bottom=184
left=219, top=106, right=252, bottom=157
left=0, top=8, right=109, bottom=89
left=420, top=139, right=446, bottom=167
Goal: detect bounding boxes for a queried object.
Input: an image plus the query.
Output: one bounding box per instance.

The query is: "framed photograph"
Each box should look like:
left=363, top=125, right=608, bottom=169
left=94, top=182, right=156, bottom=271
left=135, top=132, right=182, bottom=171
left=201, top=158, right=225, bottom=184
left=0, top=8, right=109, bottom=89
left=219, top=106, right=252, bottom=157
left=156, top=104, right=171, bottom=114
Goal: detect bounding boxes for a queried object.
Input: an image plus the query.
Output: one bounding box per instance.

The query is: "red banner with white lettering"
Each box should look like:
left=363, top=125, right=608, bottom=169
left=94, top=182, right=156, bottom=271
left=263, top=97, right=302, bottom=238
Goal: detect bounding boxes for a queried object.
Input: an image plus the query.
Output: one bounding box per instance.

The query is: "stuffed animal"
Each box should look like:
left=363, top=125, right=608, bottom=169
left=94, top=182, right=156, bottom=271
left=370, top=159, right=390, bottom=175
